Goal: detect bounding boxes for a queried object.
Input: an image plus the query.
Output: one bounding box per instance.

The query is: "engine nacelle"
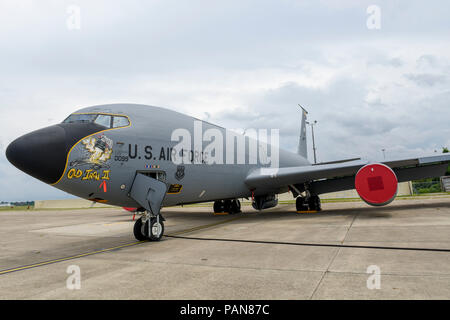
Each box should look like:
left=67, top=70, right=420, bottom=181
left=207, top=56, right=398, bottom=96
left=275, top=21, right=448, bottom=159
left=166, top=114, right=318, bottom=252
left=355, top=163, right=398, bottom=206
left=252, top=194, right=278, bottom=211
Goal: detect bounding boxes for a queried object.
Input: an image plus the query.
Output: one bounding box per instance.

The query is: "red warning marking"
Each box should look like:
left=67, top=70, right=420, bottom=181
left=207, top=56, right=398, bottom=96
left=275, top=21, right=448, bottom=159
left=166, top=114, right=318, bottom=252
left=367, top=176, right=384, bottom=191
left=99, top=180, right=107, bottom=193
left=355, top=163, right=398, bottom=206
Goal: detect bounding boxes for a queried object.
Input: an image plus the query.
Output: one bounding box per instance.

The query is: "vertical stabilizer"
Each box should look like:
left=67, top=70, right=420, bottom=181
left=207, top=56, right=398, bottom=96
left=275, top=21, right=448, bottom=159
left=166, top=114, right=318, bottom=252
left=297, top=105, right=308, bottom=158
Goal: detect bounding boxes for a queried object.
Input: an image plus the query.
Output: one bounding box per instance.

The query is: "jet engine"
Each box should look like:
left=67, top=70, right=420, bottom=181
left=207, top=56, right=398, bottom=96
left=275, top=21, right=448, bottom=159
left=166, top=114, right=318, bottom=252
left=355, top=163, right=398, bottom=206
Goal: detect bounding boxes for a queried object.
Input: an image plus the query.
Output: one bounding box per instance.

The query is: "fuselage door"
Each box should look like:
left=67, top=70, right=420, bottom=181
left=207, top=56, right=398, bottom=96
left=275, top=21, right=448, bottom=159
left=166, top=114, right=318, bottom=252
left=130, top=172, right=167, bottom=214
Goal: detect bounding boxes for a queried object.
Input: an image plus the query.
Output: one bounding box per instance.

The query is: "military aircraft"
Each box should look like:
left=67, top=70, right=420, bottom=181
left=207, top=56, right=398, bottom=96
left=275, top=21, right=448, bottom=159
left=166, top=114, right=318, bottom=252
left=6, top=103, right=450, bottom=241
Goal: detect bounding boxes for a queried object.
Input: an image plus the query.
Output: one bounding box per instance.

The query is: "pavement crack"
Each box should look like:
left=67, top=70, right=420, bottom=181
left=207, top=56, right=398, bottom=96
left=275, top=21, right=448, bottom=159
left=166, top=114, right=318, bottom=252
left=309, top=211, right=358, bottom=299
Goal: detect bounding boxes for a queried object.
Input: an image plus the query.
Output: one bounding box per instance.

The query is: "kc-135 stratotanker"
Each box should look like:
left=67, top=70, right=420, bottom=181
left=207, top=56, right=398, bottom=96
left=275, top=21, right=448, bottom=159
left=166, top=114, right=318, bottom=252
left=6, top=104, right=450, bottom=241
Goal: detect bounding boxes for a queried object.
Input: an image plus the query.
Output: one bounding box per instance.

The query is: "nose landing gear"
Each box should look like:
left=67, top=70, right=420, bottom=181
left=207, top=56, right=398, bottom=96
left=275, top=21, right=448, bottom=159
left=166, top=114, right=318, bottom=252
left=133, top=212, right=165, bottom=241
left=129, top=173, right=168, bottom=241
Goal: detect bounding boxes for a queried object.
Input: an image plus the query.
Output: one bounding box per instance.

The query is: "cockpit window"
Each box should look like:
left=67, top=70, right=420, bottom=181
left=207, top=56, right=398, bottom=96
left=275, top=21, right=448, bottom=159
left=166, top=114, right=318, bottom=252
left=63, top=113, right=130, bottom=129
left=94, top=114, right=112, bottom=128
left=63, top=114, right=98, bottom=124
left=112, top=116, right=130, bottom=128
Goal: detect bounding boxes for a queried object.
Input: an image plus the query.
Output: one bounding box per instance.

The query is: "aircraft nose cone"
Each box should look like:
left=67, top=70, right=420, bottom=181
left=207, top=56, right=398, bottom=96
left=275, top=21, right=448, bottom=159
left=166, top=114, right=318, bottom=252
left=6, top=125, right=67, bottom=184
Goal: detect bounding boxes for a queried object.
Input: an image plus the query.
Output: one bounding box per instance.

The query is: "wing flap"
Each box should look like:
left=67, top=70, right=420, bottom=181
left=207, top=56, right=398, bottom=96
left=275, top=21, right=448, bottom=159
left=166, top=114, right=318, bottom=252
left=383, top=154, right=450, bottom=168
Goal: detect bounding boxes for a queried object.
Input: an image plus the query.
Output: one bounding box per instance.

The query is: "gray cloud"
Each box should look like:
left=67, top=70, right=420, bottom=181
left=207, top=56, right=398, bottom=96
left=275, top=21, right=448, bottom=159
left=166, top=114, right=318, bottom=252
left=367, top=56, right=403, bottom=68
left=404, top=73, right=447, bottom=86
left=210, top=72, right=450, bottom=163
left=417, top=55, right=439, bottom=69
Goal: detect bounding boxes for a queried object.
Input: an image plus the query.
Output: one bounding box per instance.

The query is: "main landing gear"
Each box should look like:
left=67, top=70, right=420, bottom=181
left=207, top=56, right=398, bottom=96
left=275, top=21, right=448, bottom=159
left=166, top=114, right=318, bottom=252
left=133, top=211, right=165, bottom=241
left=213, top=199, right=242, bottom=214
left=296, top=195, right=322, bottom=213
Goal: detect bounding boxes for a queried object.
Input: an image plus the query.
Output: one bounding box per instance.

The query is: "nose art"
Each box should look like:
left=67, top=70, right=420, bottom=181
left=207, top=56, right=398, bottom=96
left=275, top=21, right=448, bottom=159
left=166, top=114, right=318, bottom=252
left=6, top=125, right=67, bottom=184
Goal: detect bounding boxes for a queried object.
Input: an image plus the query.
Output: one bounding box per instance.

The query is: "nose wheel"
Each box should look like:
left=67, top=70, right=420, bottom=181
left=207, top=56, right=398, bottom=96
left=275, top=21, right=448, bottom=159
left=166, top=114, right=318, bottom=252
left=133, top=214, right=165, bottom=241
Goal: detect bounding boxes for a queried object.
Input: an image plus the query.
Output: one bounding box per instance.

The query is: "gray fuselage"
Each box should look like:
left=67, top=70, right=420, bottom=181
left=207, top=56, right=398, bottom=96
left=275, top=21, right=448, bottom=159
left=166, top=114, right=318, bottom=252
left=13, top=104, right=311, bottom=208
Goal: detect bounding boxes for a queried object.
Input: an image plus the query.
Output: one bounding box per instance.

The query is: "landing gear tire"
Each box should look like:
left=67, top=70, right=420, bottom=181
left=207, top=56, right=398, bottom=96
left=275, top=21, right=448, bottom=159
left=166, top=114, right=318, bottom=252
left=133, top=218, right=147, bottom=241
left=214, top=199, right=241, bottom=214
left=223, top=200, right=232, bottom=213
left=229, top=199, right=241, bottom=214
left=214, top=200, right=225, bottom=213
left=308, top=195, right=322, bottom=211
left=296, top=197, right=309, bottom=213
left=144, top=217, right=164, bottom=241
left=133, top=217, right=164, bottom=241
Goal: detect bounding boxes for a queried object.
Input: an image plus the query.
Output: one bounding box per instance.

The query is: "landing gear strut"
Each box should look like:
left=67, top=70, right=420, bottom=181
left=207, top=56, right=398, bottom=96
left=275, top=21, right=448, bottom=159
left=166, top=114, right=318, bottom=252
left=213, top=199, right=241, bottom=214
left=296, top=195, right=322, bottom=213
left=133, top=211, right=165, bottom=241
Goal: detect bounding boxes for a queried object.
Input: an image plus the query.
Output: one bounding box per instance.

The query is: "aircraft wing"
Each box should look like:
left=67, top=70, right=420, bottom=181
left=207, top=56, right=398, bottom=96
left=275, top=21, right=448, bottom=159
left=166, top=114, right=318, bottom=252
left=245, top=154, right=450, bottom=195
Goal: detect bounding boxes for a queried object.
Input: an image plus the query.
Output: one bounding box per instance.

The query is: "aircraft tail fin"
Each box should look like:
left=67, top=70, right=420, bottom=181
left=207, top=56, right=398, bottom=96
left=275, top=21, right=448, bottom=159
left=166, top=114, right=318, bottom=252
left=297, top=105, right=308, bottom=159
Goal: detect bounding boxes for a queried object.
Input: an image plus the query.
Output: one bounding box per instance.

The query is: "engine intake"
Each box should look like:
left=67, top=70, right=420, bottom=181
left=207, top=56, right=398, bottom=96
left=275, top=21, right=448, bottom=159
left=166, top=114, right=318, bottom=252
left=355, top=163, right=398, bottom=206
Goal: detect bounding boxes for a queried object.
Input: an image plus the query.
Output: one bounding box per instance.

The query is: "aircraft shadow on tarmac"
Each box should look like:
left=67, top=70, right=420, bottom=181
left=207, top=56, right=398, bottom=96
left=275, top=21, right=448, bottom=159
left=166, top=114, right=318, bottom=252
left=156, top=200, right=449, bottom=222
left=106, top=200, right=450, bottom=223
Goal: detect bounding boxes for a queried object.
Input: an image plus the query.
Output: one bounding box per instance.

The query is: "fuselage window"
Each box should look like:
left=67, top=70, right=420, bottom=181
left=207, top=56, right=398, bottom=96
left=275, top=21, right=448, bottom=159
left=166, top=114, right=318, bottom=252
left=112, top=116, right=130, bottom=128
left=94, top=114, right=112, bottom=128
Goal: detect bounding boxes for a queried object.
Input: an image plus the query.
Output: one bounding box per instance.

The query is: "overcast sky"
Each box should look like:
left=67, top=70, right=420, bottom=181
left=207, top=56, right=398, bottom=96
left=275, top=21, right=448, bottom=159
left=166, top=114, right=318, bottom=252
left=1, top=0, right=449, bottom=201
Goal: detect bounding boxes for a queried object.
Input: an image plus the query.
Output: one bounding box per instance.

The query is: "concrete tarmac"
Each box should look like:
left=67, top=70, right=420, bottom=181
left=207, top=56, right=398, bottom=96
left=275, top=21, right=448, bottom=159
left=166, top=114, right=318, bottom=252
left=0, top=197, right=449, bottom=299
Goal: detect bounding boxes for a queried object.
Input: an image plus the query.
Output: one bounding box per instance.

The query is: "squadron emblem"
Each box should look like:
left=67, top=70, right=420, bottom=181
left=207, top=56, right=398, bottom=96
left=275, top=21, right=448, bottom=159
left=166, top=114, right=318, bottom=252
left=175, top=165, right=185, bottom=181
